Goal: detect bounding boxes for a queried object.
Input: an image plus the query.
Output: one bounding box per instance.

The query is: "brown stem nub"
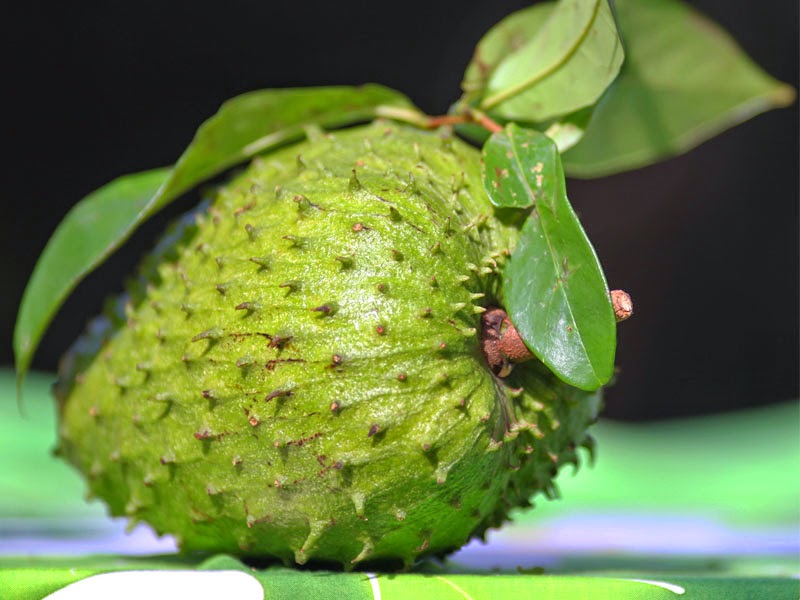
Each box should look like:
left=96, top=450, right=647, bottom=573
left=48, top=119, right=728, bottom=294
left=610, top=289, right=633, bottom=322
left=481, top=307, right=534, bottom=378
left=496, top=321, right=530, bottom=362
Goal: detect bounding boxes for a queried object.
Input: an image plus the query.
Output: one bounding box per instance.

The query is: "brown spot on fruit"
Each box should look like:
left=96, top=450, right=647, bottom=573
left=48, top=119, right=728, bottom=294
left=265, top=389, right=293, bottom=402
left=268, top=335, right=292, bottom=349
left=311, top=304, right=335, bottom=316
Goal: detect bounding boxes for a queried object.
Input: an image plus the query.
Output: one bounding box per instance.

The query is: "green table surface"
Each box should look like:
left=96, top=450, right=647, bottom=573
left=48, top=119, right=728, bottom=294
left=1, top=370, right=798, bottom=599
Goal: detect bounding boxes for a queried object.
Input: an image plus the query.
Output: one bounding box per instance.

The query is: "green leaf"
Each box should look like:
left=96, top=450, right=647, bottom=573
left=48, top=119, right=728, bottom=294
left=13, top=168, right=170, bottom=400
left=543, top=105, right=595, bottom=153
left=480, top=0, right=624, bottom=123
left=459, top=2, right=600, bottom=151
left=482, top=123, right=559, bottom=209
left=453, top=121, right=492, bottom=148
left=461, top=2, right=554, bottom=98
left=563, top=0, right=796, bottom=178
left=453, top=102, right=593, bottom=154
left=155, top=85, right=416, bottom=209
left=14, top=84, right=417, bottom=395
left=483, top=124, right=615, bottom=390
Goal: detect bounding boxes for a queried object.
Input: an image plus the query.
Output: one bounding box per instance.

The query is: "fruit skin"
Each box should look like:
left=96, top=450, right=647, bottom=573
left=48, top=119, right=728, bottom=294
left=55, top=121, right=601, bottom=568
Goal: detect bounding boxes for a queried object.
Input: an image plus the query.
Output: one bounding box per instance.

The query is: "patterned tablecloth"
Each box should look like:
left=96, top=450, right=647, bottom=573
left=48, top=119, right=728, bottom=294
left=1, top=371, right=798, bottom=599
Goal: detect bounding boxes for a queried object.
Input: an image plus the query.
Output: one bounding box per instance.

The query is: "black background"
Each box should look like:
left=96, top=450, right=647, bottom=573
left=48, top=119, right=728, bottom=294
left=2, top=1, right=797, bottom=421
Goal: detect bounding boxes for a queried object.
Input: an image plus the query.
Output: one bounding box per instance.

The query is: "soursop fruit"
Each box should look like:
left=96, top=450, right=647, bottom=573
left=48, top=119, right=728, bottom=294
left=54, top=121, right=601, bottom=567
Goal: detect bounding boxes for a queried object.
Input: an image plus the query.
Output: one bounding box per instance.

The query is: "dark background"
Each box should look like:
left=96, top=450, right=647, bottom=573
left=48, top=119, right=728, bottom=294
left=2, top=1, right=797, bottom=421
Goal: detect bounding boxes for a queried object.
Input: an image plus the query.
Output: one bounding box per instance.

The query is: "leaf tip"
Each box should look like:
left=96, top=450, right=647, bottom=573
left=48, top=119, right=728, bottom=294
left=772, top=82, right=797, bottom=109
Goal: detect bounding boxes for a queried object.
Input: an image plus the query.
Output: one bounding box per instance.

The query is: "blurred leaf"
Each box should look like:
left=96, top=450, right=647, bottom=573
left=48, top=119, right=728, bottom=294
left=484, top=125, right=615, bottom=390
left=539, top=401, right=800, bottom=526
left=14, top=85, right=416, bottom=395
left=460, top=2, right=597, bottom=151
left=453, top=102, right=594, bottom=154
left=563, top=0, right=796, bottom=177
left=480, top=0, right=624, bottom=123
left=462, top=2, right=553, bottom=98
left=0, top=370, right=97, bottom=518
left=454, top=121, right=492, bottom=147
left=544, top=105, right=595, bottom=153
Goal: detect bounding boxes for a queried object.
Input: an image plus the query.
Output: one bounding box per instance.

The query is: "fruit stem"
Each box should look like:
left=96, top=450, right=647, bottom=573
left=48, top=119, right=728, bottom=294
left=426, top=115, right=467, bottom=128
left=463, top=107, right=504, bottom=133
left=375, top=104, right=504, bottom=135
left=374, top=105, right=431, bottom=129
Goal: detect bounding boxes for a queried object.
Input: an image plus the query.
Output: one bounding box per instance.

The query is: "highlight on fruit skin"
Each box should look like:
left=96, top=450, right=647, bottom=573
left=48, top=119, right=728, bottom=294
left=53, top=122, right=601, bottom=568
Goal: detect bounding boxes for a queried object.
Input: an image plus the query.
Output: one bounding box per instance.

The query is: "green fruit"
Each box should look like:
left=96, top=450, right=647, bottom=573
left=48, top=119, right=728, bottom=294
left=54, top=121, right=600, bottom=568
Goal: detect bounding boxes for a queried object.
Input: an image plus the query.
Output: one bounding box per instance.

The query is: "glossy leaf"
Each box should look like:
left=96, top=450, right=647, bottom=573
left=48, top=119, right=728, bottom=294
left=14, top=84, right=417, bottom=393
left=482, top=123, right=559, bottom=209
left=484, top=124, right=615, bottom=390
left=563, top=0, right=796, bottom=178
left=481, top=0, right=623, bottom=123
